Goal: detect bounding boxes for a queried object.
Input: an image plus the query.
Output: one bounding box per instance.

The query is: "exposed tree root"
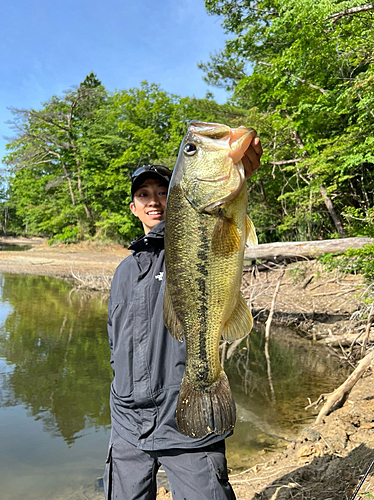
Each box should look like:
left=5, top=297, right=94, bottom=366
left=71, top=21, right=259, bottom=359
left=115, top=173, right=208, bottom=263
left=315, top=349, right=374, bottom=424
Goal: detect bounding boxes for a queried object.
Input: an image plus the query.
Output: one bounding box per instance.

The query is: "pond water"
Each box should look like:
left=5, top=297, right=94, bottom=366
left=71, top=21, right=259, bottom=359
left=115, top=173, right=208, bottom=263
left=0, top=243, right=32, bottom=251
left=0, top=273, right=349, bottom=499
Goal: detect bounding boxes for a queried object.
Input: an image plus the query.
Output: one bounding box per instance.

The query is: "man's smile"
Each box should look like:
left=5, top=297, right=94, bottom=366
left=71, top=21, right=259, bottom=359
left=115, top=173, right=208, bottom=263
left=147, top=210, right=163, bottom=216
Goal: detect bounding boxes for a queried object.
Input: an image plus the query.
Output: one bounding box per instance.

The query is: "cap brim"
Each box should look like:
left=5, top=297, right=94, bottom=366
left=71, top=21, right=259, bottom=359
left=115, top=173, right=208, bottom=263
left=131, top=171, right=170, bottom=197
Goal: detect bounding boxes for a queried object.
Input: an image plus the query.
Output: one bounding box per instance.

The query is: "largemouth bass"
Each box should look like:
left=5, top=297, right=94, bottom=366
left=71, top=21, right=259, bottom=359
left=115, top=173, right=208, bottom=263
left=164, top=121, right=257, bottom=438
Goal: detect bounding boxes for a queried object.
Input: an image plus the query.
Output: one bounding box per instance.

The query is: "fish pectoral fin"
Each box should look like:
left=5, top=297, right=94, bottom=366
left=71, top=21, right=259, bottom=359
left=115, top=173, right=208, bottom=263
left=163, top=285, right=184, bottom=342
left=212, top=216, right=241, bottom=255
left=222, top=294, right=253, bottom=341
left=245, top=215, right=258, bottom=247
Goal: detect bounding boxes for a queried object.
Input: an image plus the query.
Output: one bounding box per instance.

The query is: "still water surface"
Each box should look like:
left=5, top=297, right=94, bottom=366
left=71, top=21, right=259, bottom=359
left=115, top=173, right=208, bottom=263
left=0, top=243, right=32, bottom=251
left=0, top=273, right=348, bottom=499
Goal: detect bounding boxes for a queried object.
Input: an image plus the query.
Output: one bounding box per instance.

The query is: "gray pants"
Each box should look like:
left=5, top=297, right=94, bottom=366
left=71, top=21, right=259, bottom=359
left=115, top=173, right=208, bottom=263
left=104, top=428, right=236, bottom=500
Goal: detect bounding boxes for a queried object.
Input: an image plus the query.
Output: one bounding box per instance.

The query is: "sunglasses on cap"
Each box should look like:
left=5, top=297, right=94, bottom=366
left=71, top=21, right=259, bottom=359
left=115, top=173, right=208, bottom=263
left=131, top=165, right=172, bottom=183
left=131, top=165, right=173, bottom=198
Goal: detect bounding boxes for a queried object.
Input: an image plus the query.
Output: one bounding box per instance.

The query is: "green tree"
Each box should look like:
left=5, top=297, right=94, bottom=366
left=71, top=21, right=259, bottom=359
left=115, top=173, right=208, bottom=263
left=4, top=73, right=126, bottom=242
left=201, top=0, right=374, bottom=241
left=3, top=76, right=278, bottom=242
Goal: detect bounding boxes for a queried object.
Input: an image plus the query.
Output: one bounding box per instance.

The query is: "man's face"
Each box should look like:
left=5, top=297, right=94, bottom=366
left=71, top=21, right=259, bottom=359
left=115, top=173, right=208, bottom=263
left=130, top=178, right=168, bottom=234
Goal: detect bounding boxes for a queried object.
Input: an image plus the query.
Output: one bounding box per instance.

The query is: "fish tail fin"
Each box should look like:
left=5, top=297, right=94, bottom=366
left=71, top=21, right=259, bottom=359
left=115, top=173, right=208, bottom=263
left=176, top=371, right=236, bottom=438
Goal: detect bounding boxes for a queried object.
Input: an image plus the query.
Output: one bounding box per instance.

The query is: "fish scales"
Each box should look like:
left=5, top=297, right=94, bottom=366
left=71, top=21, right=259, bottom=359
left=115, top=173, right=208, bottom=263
left=164, top=121, right=257, bottom=438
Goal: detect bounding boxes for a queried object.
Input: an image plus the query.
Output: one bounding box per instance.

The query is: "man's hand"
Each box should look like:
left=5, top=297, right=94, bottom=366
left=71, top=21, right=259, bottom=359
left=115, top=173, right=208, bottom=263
left=243, top=137, right=263, bottom=178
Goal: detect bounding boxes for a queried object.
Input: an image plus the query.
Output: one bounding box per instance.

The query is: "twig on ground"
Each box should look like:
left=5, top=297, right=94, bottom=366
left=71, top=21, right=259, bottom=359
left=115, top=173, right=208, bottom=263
left=305, top=393, right=329, bottom=410
left=70, top=268, right=112, bottom=291
left=226, top=338, right=245, bottom=359
left=316, top=349, right=374, bottom=424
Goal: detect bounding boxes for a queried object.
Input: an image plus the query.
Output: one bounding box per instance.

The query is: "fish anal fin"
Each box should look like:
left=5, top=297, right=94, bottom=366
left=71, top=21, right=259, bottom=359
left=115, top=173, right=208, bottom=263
left=222, top=294, right=253, bottom=341
left=212, top=216, right=241, bottom=255
left=163, top=285, right=184, bottom=342
left=176, top=371, right=236, bottom=438
left=245, top=215, right=258, bottom=247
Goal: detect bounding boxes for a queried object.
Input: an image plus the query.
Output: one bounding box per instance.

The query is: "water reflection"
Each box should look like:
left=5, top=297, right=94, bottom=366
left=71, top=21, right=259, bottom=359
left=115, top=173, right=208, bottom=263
left=0, top=273, right=349, bottom=497
left=0, top=243, right=32, bottom=251
left=0, top=274, right=111, bottom=445
left=225, top=328, right=350, bottom=469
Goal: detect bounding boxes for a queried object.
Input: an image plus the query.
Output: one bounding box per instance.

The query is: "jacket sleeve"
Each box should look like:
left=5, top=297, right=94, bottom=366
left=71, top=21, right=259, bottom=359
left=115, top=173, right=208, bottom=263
left=107, top=293, right=115, bottom=369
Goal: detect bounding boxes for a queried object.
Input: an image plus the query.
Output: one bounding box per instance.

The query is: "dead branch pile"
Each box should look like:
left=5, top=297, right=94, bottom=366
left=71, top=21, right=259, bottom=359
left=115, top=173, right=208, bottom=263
left=70, top=269, right=112, bottom=292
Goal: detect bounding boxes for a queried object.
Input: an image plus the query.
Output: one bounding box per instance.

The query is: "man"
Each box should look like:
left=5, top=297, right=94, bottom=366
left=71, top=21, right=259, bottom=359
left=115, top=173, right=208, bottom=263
left=105, top=138, right=263, bottom=500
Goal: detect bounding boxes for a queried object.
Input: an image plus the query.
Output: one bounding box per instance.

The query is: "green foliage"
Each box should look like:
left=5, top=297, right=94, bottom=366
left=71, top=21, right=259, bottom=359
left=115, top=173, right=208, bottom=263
left=342, top=207, right=374, bottom=237
left=319, top=244, right=374, bottom=283
left=203, top=0, right=374, bottom=242
left=48, top=225, right=82, bottom=245
left=2, top=76, right=260, bottom=242
left=4, top=3, right=374, bottom=245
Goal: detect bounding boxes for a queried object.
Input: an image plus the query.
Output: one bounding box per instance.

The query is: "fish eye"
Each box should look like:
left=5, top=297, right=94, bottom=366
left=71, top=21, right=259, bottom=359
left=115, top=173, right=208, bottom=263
left=183, top=143, right=197, bottom=156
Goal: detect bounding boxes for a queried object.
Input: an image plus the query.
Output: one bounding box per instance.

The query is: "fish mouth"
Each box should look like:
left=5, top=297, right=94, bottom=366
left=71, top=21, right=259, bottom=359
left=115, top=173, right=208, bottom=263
left=191, top=124, right=256, bottom=184
left=228, top=127, right=256, bottom=163
left=188, top=121, right=256, bottom=155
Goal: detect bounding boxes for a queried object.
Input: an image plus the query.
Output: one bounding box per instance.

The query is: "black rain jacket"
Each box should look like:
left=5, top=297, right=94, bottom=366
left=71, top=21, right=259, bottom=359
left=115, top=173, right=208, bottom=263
left=107, top=221, right=230, bottom=450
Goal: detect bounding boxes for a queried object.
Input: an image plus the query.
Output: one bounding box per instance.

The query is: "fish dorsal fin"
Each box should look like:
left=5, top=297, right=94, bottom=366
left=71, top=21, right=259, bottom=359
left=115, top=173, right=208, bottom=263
left=211, top=216, right=241, bottom=256
left=163, top=285, right=184, bottom=342
left=245, top=215, right=258, bottom=247
left=222, top=294, right=253, bottom=341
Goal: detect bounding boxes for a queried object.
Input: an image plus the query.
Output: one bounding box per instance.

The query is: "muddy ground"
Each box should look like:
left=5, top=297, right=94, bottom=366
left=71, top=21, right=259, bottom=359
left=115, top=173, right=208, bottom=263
left=1, top=237, right=373, bottom=500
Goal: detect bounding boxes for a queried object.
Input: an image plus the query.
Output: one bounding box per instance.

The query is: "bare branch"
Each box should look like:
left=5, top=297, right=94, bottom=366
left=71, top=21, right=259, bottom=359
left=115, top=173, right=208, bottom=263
left=270, top=158, right=302, bottom=165
left=361, top=301, right=374, bottom=357
left=29, top=111, right=70, bottom=133
left=327, top=3, right=374, bottom=22
left=258, top=61, right=328, bottom=94
left=26, top=159, right=53, bottom=166
left=315, top=349, right=374, bottom=424
left=264, top=268, right=285, bottom=404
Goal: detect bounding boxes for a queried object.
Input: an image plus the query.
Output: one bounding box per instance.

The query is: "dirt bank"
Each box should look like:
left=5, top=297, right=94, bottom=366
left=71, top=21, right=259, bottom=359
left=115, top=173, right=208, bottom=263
left=0, top=237, right=129, bottom=288
left=0, top=238, right=373, bottom=499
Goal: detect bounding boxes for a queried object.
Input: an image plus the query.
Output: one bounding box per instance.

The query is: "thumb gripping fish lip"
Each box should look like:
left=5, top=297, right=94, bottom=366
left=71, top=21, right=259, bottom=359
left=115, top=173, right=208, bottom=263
left=228, top=129, right=257, bottom=163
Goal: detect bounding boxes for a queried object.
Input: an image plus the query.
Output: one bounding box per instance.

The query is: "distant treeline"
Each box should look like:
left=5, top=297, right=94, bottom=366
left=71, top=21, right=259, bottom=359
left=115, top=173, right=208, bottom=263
left=3, top=0, right=374, bottom=244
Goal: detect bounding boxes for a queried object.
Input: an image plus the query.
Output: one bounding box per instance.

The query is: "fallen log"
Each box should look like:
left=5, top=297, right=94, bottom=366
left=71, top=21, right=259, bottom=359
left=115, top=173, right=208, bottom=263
left=244, top=237, right=374, bottom=262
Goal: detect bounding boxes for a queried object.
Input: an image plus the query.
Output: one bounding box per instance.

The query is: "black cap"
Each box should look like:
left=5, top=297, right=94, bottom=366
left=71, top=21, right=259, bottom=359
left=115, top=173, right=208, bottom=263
left=131, top=165, right=172, bottom=198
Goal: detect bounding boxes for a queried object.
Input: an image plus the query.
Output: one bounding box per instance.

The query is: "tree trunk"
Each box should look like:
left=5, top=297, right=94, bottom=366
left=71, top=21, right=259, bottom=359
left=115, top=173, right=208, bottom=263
left=244, top=236, right=373, bottom=261
left=285, top=120, right=347, bottom=238
left=319, top=185, right=347, bottom=237
left=61, top=161, right=76, bottom=207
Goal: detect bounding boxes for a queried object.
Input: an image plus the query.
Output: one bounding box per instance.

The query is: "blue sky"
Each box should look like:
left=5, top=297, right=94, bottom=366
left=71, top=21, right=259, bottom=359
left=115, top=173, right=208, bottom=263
left=1, top=0, right=229, bottom=168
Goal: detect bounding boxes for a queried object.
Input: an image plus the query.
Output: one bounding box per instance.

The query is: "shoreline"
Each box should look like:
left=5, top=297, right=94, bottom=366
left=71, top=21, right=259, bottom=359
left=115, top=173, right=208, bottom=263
left=0, top=241, right=372, bottom=499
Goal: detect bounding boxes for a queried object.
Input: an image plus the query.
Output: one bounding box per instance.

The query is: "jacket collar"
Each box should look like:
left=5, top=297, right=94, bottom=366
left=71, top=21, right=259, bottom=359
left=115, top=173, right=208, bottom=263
left=129, top=221, right=165, bottom=251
